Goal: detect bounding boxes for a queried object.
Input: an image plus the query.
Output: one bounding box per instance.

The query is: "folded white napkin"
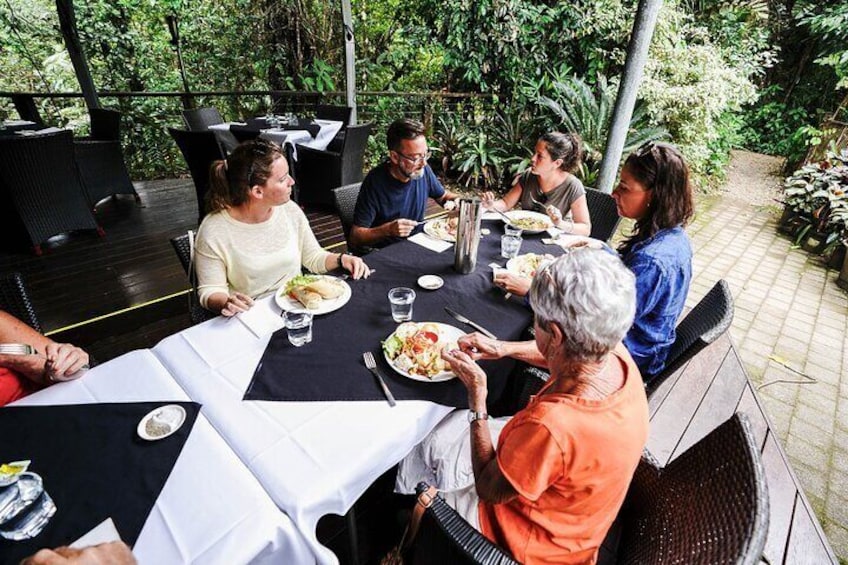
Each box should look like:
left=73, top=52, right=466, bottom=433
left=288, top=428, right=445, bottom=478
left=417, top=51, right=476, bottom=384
left=408, top=232, right=453, bottom=253
left=482, top=211, right=504, bottom=221
left=237, top=301, right=285, bottom=338
left=70, top=517, right=121, bottom=549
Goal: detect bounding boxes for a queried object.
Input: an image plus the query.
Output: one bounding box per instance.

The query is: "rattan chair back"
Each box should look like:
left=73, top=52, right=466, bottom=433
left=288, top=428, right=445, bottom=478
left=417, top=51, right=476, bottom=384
left=182, top=107, right=224, bottom=131
left=316, top=105, right=352, bottom=127
left=647, top=279, right=734, bottom=389
left=585, top=188, right=621, bottom=242
left=617, top=413, right=769, bottom=564
left=0, top=130, right=102, bottom=255
left=169, top=128, right=225, bottom=224
left=170, top=233, right=216, bottom=325
left=0, top=272, right=42, bottom=333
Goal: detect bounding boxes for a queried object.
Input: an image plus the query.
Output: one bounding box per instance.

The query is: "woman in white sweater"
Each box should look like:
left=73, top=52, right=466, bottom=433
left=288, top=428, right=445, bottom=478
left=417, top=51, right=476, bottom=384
left=195, top=139, right=370, bottom=317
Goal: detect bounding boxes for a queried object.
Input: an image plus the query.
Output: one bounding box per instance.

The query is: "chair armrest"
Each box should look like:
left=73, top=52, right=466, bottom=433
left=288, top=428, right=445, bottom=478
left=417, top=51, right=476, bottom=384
left=406, top=483, right=519, bottom=565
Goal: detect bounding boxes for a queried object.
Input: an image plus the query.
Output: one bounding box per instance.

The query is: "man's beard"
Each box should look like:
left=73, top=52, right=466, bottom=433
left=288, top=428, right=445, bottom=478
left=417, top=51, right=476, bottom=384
left=408, top=168, right=424, bottom=180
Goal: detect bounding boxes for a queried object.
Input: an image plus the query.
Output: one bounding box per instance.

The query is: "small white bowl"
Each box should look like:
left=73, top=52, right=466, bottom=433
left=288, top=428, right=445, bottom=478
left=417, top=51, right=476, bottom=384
left=417, top=275, right=444, bottom=291
left=137, top=404, right=187, bottom=441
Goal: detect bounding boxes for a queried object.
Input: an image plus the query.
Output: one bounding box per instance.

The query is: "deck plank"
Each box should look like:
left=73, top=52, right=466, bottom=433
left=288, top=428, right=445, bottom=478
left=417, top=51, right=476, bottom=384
left=785, top=493, right=838, bottom=564
left=646, top=338, right=729, bottom=465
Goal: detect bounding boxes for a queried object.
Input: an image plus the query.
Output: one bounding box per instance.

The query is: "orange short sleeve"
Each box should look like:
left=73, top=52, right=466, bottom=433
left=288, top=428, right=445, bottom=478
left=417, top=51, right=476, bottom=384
left=496, top=418, right=565, bottom=501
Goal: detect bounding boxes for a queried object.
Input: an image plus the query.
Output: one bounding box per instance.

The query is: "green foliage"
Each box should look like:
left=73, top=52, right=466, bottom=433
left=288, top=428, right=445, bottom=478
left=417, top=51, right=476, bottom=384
left=800, top=5, right=848, bottom=90
left=638, top=5, right=759, bottom=186
left=537, top=75, right=668, bottom=183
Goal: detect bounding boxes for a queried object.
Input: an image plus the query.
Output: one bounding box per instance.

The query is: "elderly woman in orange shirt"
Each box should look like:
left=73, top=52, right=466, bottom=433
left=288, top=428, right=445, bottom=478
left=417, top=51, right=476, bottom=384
left=397, top=248, right=649, bottom=564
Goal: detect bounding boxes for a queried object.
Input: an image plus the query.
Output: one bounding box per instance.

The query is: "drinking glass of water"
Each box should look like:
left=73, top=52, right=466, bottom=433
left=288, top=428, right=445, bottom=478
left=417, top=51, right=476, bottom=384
left=388, top=287, right=415, bottom=323
left=501, top=234, right=522, bottom=259
left=283, top=310, right=313, bottom=346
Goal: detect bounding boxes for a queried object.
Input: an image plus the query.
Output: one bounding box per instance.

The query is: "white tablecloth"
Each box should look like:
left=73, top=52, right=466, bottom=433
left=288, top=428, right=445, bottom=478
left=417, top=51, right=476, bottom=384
left=151, top=296, right=453, bottom=564
left=12, top=350, right=314, bottom=565
left=209, top=120, right=343, bottom=158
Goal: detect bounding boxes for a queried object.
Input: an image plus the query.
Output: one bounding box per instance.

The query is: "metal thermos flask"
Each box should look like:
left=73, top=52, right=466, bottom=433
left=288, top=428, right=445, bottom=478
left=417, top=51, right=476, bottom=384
left=453, top=197, right=482, bottom=274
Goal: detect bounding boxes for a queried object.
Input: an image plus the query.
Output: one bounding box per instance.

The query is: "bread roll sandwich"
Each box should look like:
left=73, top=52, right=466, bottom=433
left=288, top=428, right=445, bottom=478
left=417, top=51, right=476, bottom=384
left=305, top=278, right=344, bottom=299
left=289, top=287, right=322, bottom=309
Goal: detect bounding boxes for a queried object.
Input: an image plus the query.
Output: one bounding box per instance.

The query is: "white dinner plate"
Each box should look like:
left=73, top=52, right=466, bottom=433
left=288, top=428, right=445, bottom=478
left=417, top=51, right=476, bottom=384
left=137, top=405, right=187, bottom=441
left=553, top=234, right=608, bottom=250
left=423, top=217, right=456, bottom=242
left=506, top=253, right=556, bottom=279
left=503, top=210, right=553, bottom=234
left=383, top=322, right=465, bottom=383
left=275, top=275, right=352, bottom=315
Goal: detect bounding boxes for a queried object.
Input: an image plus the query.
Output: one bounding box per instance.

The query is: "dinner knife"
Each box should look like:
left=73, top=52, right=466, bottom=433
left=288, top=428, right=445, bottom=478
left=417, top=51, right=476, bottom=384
left=444, top=307, right=497, bottom=339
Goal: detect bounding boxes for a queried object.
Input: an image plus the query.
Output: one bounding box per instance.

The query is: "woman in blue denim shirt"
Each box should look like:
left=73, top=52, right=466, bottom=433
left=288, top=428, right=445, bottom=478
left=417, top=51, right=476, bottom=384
left=613, top=142, right=694, bottom=380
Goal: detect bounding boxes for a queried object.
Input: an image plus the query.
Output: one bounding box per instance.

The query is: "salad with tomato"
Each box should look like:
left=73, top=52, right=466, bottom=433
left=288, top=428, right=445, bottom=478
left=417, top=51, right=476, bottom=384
left=382, top=322, right=455, bottom=378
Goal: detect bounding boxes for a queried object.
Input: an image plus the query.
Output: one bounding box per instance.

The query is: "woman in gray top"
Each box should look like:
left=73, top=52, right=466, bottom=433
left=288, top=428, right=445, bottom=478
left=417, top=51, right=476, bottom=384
left=482, top=132, right=591, bottom=236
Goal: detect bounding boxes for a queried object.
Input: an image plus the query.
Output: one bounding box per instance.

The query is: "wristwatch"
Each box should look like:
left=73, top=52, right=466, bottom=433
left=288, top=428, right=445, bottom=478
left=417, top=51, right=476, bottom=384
left=468, top=410, right=489, bottom=423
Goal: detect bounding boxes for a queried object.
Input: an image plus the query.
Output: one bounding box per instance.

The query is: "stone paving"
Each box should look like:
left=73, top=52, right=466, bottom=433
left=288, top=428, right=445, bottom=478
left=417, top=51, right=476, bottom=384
left=683, top=171, right=848, bottom=560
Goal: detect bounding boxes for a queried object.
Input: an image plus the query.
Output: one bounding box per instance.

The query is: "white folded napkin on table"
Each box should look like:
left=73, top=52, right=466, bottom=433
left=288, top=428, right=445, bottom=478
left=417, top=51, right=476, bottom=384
left=237, top=301, right=285, bottom=338
left=408, top=232, right=453, bottom=253
left=70, top=517, right=121, bottom=549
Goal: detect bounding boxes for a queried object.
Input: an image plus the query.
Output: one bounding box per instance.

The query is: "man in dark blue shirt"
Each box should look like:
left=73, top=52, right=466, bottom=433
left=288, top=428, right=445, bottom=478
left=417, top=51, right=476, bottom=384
left=350, top=118, right=457, bottom=248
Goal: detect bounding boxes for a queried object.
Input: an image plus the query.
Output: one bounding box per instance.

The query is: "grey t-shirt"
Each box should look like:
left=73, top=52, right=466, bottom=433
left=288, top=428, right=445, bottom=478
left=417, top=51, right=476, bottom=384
left=517, top=171, right=586, bottom=217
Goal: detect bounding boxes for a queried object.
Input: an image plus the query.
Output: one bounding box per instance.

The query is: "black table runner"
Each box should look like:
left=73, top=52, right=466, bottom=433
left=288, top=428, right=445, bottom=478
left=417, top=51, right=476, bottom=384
left=0, top=402, right=199, bottom=563
left=245, top=222, right=559, bottom=407
left=241, top=118, right=321, bottom=138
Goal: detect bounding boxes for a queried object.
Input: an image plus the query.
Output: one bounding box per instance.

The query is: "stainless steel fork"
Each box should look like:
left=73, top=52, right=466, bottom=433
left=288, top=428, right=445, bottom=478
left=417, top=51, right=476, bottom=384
left=363, top=352, right=396, bottom=407
left=528, top=195, right=548, bottom=212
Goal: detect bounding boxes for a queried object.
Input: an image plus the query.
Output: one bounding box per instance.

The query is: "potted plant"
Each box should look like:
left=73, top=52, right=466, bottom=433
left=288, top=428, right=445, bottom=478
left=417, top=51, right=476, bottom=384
left=782, top=150, right=848, bottom=255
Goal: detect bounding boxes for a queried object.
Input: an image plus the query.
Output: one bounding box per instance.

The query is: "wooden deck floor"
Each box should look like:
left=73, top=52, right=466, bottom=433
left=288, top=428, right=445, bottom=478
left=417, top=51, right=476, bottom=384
left=642, top=333, right=837, bottom=564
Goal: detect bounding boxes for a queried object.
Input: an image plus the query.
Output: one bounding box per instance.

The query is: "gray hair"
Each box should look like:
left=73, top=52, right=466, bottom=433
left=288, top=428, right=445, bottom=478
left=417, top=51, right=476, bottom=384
left=529, top=249, right=636, bottom=363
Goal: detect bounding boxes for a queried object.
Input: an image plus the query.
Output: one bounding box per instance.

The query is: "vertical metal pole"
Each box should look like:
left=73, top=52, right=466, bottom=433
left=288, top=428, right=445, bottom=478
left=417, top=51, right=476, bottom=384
left=167, top=15, right=194, bottom=110
left=340, top=0, right=357, bottom=124
left=595, top=0, right=663, bottom=193
left=56, top=0, right=100, bottom=109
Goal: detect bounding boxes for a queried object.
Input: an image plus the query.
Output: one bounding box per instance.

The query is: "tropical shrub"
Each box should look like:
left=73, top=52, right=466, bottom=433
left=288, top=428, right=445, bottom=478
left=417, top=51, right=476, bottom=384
left=536, top=75, right=668, bottom=185
left=782, top=149, right=848, bottom=252
left=638, top=6, right=759, bottom=187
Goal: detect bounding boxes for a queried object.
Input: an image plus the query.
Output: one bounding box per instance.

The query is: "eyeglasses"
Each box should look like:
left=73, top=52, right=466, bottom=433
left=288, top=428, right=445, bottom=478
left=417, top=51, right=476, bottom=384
left=395, top=150, right=431, bottom=166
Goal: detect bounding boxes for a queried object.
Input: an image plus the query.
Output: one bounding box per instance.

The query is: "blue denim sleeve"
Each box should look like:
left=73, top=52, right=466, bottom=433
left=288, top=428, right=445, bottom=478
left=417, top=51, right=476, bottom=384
left=623, top=256, right=670, bottom=377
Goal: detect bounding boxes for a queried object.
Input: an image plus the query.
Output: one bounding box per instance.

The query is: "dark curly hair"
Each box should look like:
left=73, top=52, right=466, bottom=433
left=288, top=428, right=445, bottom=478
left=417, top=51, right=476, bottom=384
left=618, top=142, right=694, bottom=256
left=539, top=132, right=583, bottom=172
left=207, top=138, right=284, bottom=212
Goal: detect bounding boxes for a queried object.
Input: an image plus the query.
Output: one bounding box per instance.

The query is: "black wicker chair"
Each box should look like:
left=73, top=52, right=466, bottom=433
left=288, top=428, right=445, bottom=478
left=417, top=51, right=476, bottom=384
left=330, top=183, right=374, bottom=256
left=0, top=130, right=103, bottom=255
left=296, top=123, right=373, bottom=208
left=316, top=104, right=352, bottom=127
left=645, top=279, right=734, bottom=391
left=585, top=188, right=621, bottom=242
left=169, top=128, right=225, bottom=224
left=74, top=108, right=140, bottom=208
left=0, top=272, right=42, bottom=333
left=615, top=413, right=768, bottom=564
left=170, top=234, right=217, bottom=325
left=407, top=413, right=768, bottom=565
left=182, top=107, right=224, bottom=131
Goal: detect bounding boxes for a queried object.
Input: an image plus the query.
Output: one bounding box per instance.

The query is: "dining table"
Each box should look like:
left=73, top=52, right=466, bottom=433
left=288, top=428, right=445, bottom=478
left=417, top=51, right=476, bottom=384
left=150, top=219, right=562, bottom=564
left=208, top=118, right=343, bottom=158
left=8, top=350, right=315, bottom=564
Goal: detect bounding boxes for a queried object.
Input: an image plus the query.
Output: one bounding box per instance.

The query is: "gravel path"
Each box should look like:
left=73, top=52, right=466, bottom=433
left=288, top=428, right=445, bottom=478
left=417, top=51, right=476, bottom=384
left=720, top=149, right=786, bottom=208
